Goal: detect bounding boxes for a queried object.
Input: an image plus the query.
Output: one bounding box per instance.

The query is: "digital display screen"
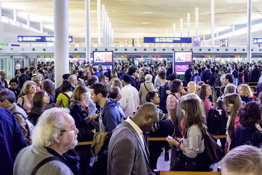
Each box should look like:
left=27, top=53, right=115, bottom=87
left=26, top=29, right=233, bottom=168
left=175, top=65, right=189, bottom=75
left=93, top=51, right=113, bottom=63
left=174, top=51, right=192, bottom=62
left=94, top=64, right=113, bottom=72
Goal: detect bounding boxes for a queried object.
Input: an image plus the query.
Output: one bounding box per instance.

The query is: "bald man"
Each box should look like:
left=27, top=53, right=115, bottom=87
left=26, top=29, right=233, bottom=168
left=107, top=103, right=158, bottom=175
left=187, top=81, right=196, bottom=94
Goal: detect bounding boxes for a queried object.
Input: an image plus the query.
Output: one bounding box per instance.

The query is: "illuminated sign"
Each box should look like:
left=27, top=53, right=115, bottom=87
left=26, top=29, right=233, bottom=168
left=144, top=37, right=192, bottom=43
left=17, top=36, right=73, bottom=43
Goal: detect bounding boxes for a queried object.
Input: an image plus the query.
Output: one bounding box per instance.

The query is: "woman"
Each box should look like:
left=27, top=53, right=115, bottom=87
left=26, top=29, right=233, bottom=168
left=223, top=93, right=242, bottom=151
left=56, top=80, right=73, bottom=108
left=199, top=84, right=212, bottom=119
left=41, top=79, right=55, bottom=109
left=31, top=75, right=42, bottom=92
left=166, top=98, right=209, bottom=171
left=110, top=79, right=123, bottom=89
left=166, top=79, right=183, bottom=132
left=28, top=90, right=50, bottom=125
left=237, top=84, right=254, bottom=103
left=17, top=81, right=37, bottom=114
left=139, top=74, right=154, bottom=105
left=233, top=101, right=262, bottom=148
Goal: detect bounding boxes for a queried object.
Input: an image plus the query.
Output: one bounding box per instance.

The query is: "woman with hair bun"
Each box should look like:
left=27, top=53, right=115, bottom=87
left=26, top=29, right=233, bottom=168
left=233, top=101, right=262, bottom=148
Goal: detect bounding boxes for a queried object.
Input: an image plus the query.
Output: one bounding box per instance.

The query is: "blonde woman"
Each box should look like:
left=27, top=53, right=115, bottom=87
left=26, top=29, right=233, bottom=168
left=31, top=76, right=42, bottom=92
left=237, top=84, right=253, bottom=103
left=17, top=80, right=37, bottom=114
left=139, top=74, right=154, bottom=105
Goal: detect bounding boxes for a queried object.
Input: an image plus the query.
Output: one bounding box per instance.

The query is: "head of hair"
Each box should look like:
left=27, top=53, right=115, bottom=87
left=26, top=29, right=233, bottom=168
left=92, top=66, right=98, bottom=72
left=31, top=76, right=42, bottom=85
left=238, top=84, right=253, bottom=98
left=220, top=85, right=226, bottom=94
left=221, top=145, right=262, bottom=175
left=32, top=90, right=46, bottom=109
left=170, top=79, right=182, bottom=93
left=61, top=80, right=73, bottom=92
left=109, top=86, right=120, bottom=99
left=111, top=79, right=123, bottom=89
left=69, top=75, right=77, bottom=82
left=62, top=73, right=70, bottom=80
left=199, top=84, right=210, bottom=101
left=128, top=66, right=137, bottom=76
left=158, top=71, right=166, bottom=80
left=224, top=93, right=242, bottom=139
left=225, top=73, right=234, bottom=83
left=41, top=79, right=55, bottom=96
left=19, top=80, right=37, bottom=97
left=180, top=98, right=206, bottom=138
left=87, top=75, right=98, bottom=86
left=9, top=79, right=18, bottom=85
left=99, top=75, right=106, bottom=82
left=20, top=68, right=25, bottom=74
left=238, top=101, right=261, bottom=128
left=225, top=84, right=236, bottom=94
left=0, top=89, right=16, bottom=103
left=145, top=74, right=153, bottom=82
left=32, top=108, right=71, bottom=147
left=71, top=86, right=88, bottom=101
left=90, top=82, right=108, bottom=98
left=146, top=91, right=157, bottom=102
left=110, top=71, right=118, bottom=78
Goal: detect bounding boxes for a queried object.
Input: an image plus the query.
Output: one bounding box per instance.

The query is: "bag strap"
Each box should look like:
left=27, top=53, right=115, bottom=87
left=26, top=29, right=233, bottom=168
left=144, top=83, right=150, bottom=92
left=31, top=156, right=65, bottom=175
left=171, top=93, right=178, bottom=99
left=61, top=92, right=71, bottom=107
left=21, top=96, right=25, bottom=107
left=13, top=112, right=27, bottom=120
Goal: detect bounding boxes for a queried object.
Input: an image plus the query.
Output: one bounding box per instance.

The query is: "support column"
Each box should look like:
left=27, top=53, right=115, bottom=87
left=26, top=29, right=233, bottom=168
left=85, top=0, right=91, bottom=62
left=109, top=22, right=112, bottom=47
left=232, top=25, right=235, bottom=36
left=187, top=13, right=190, bottom=47
left=137, top=34, right=139, bottom=46
left=0, top=2, right=3, bottom=42
left=112, top=29, right=114, bottom=46
left=195, top=8, right=199, bottom=37
left=180, top=18, right=183, bottom=47
left=97, top=0, right=101, bottom=46
left=54, top=0, right=69, bottom=88
left=165, top=29, right=168, bottom=47
left=173, top=24, right=175, bottom=47
left=106, top=16, right=109, bottom=47
left=40, top=21, right=43, bottom=33
left=102, top=5, right=105, bottom=47
left=105, top=12, right=108, bottom=47
left=27, top=15, right=30, bottom=29
left=13, top=9, right=17, bottom=25
left=247, top=0, right=252, bottom=63
left=211, top=0, right=215, bottom=47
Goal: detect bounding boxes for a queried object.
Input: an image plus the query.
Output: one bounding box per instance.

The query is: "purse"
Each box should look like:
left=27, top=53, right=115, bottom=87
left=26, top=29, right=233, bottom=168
left=170, top=146, right=183, bottom=171
left=90, top=132, right=108, bottom=157
left=203, top=131, right=225, bottom=165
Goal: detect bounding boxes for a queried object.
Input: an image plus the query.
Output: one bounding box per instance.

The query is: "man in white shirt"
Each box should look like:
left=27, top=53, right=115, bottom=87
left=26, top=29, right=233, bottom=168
left=119, top=75, right=140, bottom=118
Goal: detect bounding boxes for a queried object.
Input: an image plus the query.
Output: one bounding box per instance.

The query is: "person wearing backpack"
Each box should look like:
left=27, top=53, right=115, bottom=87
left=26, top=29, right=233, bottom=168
left=56, top=80, right=74, bottom=108
left=0, top=89, right=34, bottom=146
left=139, top=74, right=154, bottom=105
left=207, top=100, right=228, bottom=151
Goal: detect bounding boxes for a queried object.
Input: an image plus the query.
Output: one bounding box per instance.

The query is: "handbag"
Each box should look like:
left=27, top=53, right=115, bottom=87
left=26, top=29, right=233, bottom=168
left=170, top=146, right=183, bottom=171
left=203, top=131, right=225, bottom=165
left=90, top=132, right=108, bottom=157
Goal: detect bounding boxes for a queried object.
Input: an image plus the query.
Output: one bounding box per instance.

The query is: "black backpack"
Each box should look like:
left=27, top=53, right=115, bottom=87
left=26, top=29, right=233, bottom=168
left=207, top=106, right=228, bottom=135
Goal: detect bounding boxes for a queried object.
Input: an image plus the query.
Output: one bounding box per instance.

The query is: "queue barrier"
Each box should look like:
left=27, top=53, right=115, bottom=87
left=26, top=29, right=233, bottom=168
left=77, top=135, right=227, bottom=146
left=160, top=171, right=221, bottom=175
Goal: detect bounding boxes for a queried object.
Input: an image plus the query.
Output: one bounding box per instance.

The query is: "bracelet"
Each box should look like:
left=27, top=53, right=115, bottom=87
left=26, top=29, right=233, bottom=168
left=177, top=142, right=181, bottom=149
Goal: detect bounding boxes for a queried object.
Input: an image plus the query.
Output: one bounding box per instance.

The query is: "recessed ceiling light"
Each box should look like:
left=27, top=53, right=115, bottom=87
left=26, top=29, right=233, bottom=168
left=141, top=22, right=150, bottom=24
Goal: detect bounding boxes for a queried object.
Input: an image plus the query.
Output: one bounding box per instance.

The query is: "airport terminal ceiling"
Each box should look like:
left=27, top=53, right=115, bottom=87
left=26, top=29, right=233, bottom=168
left=1, top=0, right=262, bottom=43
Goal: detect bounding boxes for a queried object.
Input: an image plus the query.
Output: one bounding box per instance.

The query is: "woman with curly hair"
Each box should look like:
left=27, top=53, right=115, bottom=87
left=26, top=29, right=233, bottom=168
left=233, top=101, right=262, bottom=148
left=237, top=84, right=254, bottom=103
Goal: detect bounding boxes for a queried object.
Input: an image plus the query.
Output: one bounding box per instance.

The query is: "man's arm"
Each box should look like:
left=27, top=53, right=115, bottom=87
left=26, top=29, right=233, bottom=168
left=110, top=138, right=135, bottom=175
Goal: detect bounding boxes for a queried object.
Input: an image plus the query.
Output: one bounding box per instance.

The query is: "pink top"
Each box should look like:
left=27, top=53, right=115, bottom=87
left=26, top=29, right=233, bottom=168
left=234, top=116, right=240, bottom=131
left=36, top=86, right=42, bottom=92
left=203, top=98, right=212, bottom=119
left=166, top=93, right=180, bottom=118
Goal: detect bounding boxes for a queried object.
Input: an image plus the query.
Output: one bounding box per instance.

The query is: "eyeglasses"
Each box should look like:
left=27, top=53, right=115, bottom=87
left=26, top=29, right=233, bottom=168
left=60, top=124, right=77, bottom=133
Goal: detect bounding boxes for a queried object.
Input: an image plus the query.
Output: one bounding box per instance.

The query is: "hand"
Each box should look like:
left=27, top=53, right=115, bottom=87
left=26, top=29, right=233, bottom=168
left=166, top=136, right=178, bottom=146
left=90, top=113, right=99, bottom=119
left=92, top=129, right=96, bottom=133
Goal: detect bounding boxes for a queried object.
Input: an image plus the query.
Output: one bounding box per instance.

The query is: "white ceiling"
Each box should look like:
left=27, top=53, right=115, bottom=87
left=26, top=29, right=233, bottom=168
left=1, top=0, right=262, bottom=43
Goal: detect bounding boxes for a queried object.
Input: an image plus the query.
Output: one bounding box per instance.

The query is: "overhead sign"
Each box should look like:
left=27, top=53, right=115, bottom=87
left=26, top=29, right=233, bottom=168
left=192, top=37, right=200, bottom=47
left=220, top=38, right=228, bottom=47
left=254, top=38, right=262, bottom=44
left=17, top=36, right=73, bottom=43
left=144, top=37, right=192, bottom=43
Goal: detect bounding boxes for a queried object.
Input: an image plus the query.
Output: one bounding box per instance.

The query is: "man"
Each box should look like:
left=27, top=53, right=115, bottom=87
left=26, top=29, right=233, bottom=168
left=107, top=103, right=158, bottom=175
left=0, top=89, right=32, bottom=145
left=92, top=66, right=101, bottom=78
left=99, top=75, right=108, bottom=86
left=109, top=86, right=122, bottom=102
left=69, top=75, right=77, bottom=89
left=127, top=65, right=137, bottom=88
left=14, top=108, right=78, bottom=175
left=221, top=145, right=262, bottom=175
left=18, top=68, right=28, bottom=89
left=90, top=82, right=125, bottom=132
left=0, top=107, right=26, bottom=175
left=119, top=75, right=140, bottom=118
left=187, top=81, right=196, bottom=94
left=185, top=64, right=194, bottom=85
left=98, top=64, right=104, bottom=76
left=224, top=73, right=234, bottom=85
left=202, top=65, right=211, bottom=84
left=158, top=71, right=169, bottom=115
left=0, top=70, right=8, bottom=88
left=9, top=79, right=20, bottom=101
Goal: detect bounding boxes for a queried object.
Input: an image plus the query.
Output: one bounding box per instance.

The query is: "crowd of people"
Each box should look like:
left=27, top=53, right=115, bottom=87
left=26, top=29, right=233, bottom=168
left=1, top=60, right=262, bottom=175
